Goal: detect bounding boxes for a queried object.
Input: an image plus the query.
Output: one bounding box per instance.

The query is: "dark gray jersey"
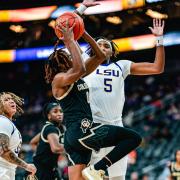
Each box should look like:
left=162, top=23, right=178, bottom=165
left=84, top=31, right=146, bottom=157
left=56, top=79, right=93, bottom=128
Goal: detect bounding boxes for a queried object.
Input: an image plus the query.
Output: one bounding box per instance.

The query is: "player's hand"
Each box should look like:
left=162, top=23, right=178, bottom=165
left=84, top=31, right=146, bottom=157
left=149, top=19, right=165, bottom=36
left=82, top=0, right=100, bottom=7
left=56, top=19, right=75, bottom=42
left=25, top=164, right=37, bottom=175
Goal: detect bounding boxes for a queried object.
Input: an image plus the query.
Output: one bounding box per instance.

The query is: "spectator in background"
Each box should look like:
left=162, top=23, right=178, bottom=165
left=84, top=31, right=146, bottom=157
left=168, top=150, right=180, bottom=180
left=131, top=171, right=139, bottom=180
left=30, top=102, right=65, bottom=180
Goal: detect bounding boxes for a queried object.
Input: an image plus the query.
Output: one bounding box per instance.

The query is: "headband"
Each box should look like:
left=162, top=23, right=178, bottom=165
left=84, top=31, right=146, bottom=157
left=97, top=39, right=112, bottom=51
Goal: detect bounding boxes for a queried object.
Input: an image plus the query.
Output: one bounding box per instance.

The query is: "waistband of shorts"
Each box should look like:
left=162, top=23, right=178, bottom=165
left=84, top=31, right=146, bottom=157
left=93, top=119, right=123, bottom=126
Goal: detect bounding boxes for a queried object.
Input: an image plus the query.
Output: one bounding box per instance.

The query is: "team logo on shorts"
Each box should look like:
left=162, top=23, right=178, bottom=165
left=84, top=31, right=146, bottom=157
left=80, top=118, right=93, bottom=133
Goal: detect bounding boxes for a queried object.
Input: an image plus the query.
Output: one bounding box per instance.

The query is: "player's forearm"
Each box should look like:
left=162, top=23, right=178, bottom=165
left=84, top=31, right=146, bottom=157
left=0, top=133, right=28, bottom=169
left=1, top=150, right=28, bottom=169
left=51, top=145, right=64, bottom=154
left=64, top=40, right=86, bottom=72
left=82, top=31, right=105, bottom=61
left=153, top=45, right=165, bottom=73
left=30, top=133, right=40, bottom=151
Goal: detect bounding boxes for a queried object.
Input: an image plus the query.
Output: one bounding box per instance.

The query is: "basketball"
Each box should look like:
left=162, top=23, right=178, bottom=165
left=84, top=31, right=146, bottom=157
left=55, top=12, right=85, bottom=40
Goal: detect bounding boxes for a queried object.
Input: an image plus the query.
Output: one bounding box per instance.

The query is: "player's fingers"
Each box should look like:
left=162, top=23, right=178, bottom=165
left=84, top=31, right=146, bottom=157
left=153, top=19, right=156, bottom=27
left=158, top=19, right=161, bottom=27
left=56, top=22, right=65, bottom=31
left=65, top=18, right=69, bottom=29
left=70, top=22, right=76, bottom=31
left=148, top=27, right=153, bottom=33
left=162, top=20, right=165, bottom=28
left=155, top=18, right=158, bottom=27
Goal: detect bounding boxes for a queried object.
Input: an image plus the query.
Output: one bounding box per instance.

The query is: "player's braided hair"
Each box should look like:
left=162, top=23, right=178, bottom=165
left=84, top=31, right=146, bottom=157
left=44, top=40, right=72, bottom=84
left=86, top=36, right=119, bottom=62
left=0, top=92, right=24, bottom=117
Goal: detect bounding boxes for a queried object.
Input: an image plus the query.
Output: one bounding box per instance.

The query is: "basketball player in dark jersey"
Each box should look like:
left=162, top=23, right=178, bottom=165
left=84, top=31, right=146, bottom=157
left=31, top=102, right=64, bottom=180
left=168, top=150, right=180, bottom=180
left=44, top=20, right=142, bottom=180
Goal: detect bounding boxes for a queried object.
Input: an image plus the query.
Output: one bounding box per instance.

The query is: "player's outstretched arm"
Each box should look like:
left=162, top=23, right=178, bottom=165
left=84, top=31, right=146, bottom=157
left=0, top=133, right=36, bottom=175
left=81, top=31, right=106, bottom=76
left=75, top=0, right=100, bottom=16
left=131, top=18, right=165, bottom=75
left=53, top=20, right=86, bottom=89
left=30, top=133, right=40, bottom=151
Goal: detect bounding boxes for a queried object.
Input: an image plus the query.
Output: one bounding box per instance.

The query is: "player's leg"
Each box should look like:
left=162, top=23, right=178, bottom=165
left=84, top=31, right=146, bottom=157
left=65, top=144, right=92, bottom=180
left=66, top=150, right=89, bottom=180
left=108, top=155, right=128, bottom=180
left=94, top=125, right=141, bottom=170
left=82, top=125, right=141, bottom=179
left=109, top=176, right=125, bottom=180
left=91, top=147, right=128, bottom=179
left=68, top=164, right=87, bottom=180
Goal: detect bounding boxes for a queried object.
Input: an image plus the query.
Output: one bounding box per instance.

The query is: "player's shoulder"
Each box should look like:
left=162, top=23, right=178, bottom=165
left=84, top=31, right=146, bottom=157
left=44, top=123, right=57, bottom=132
left=115, top=59, right=132, bottom=65
left=0, top=115, right=12, bottom=125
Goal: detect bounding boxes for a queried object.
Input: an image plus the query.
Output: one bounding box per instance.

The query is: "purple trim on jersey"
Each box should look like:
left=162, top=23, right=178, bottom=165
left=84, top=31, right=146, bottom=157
left=11, top=126, right=15, bottom=135
left=114, top=62, right=124, bottom=78
left=100, top=63, right=112, bottom=66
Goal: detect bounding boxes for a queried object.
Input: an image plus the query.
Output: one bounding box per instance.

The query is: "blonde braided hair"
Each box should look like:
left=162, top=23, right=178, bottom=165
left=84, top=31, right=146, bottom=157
left=0, top=92, right=24, bottom=118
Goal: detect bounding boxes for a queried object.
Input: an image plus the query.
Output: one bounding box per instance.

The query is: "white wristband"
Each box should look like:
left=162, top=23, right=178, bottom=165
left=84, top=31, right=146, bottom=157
left=76, top=4, right=87, bottom=15
left=156, top=36, right=163, bottom=46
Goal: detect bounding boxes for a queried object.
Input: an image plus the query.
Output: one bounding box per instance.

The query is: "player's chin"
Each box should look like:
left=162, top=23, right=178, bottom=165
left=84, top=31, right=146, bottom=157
left=55, top=117, right=62, bottom=122
left=10, top=108, right=17, bottom=116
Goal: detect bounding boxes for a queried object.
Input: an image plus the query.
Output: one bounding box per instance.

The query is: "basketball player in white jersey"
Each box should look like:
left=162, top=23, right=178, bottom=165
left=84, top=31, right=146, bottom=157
left=0, top=92, right=36, bottom=180
left=83, top=19, right=165, bottom=180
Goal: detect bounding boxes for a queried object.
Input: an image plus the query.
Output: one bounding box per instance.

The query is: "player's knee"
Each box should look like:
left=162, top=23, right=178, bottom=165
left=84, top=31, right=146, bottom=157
left=133, top=131, right=142, bottom=147
left=109, top=176, right=125, bottom=180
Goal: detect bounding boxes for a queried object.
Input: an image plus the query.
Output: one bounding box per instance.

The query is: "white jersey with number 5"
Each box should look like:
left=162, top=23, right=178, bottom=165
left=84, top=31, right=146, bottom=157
left=83, top=53, right=133, bottom=177
left=84, top=58, right=132, bottom=124
left=0, top=115, right=22, bottom=171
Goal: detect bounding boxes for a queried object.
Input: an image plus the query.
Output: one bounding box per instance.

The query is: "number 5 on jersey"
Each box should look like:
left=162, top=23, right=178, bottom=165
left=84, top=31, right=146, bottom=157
left=104, top=78, right=112, bottom=92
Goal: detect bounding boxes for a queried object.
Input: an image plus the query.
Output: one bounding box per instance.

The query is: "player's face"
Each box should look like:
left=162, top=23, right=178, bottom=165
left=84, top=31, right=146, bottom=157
left=176, top=150, right=180, bottom=163
left=97, top=40, right=112, bottom=60
left=48, top=106, right=63, bottom=124
left=1, top=94, right=16, bottom=118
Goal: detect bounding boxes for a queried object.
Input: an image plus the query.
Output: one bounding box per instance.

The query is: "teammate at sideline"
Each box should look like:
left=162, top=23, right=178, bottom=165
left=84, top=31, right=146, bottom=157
left=30, top=102, right=64, bottom=180
left=0, top=92, right=36, bottom=180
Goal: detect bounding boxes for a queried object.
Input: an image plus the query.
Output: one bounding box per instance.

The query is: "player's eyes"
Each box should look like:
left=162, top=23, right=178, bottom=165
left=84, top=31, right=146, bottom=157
left=4, top=98, right=10, bottom=101
left=53, top=110, right=63, bottom=113
left=105, top=45, right=110, bottom=49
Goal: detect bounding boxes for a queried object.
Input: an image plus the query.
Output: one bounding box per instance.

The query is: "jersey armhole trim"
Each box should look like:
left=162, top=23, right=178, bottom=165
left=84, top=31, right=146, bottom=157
left=114, top=62, right=124, bottom=79
left=41, top=124, right=51, bottom=143
left=55, top=84, right=74, bottom=100
left=11, top=125, right=15, bottom=135
left=41, top=124, right=61, bottom=143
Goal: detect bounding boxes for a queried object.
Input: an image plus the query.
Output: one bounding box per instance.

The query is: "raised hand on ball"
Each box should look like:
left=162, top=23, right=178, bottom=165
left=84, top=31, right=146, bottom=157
left=56, top=19, right=76, bottom=43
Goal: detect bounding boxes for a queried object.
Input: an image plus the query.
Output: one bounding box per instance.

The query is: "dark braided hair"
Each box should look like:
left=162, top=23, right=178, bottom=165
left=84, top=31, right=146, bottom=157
left=86, top=36, right=119, bottom=62
left=44, top=40, right=72, bottom=84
